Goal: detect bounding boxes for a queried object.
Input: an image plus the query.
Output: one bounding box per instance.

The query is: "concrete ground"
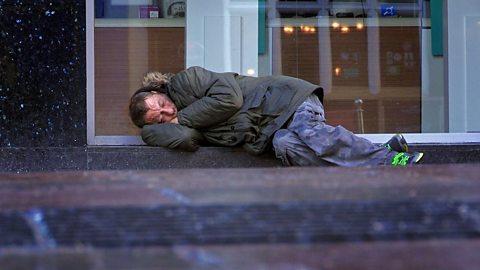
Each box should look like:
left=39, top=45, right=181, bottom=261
left=1, top=164, right=480, bottom=269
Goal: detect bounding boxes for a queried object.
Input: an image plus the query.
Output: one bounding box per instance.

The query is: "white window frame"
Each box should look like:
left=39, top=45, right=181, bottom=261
left=86, top=0, right=480, bottom=146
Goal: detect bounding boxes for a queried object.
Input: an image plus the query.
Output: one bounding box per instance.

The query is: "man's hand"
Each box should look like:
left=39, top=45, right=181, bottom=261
left=141, top=123, right=205, bottom=151
left=169, top=117, right=179, bottom=124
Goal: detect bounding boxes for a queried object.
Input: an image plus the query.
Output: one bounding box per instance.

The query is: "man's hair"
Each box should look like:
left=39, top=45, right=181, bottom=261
left=129, top=86, right=159, bottom=128
left=142, top=71, right=174, bottom=90
left=129, top=71, right=175, bottom=128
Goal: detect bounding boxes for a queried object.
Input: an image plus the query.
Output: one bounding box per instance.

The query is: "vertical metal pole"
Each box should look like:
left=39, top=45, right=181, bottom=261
left=355, top=99, right=365, bottom=133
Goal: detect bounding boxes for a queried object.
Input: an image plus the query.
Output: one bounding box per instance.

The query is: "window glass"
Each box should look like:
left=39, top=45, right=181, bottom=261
left=269, top=0, right=425, bottom=133
left=94, top=0, right=186, bottom=136
left=93, top=0, right=473, bottom=141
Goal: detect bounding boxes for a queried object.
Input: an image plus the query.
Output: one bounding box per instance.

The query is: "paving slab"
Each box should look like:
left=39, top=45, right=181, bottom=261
left=0, top=164, right=479, bottom=269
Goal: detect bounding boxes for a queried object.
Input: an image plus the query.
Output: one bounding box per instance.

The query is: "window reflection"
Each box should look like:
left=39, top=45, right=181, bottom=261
left=268, top=0, right=423, bottom=133
left=92, top=0, right=431, bottom=137
left=94, top=0, right=186, bottom=136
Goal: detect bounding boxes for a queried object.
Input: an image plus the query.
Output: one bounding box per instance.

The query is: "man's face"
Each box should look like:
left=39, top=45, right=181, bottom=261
left=144, top=93, right=178, bottom=124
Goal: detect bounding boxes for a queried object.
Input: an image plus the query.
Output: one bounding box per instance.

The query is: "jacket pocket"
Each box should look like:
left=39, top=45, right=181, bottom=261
left=203, top=120, right=255, bottom=147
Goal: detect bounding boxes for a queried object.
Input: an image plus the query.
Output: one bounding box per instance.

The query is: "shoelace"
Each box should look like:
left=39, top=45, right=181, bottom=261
left=391, top=153, right=410, bottom=166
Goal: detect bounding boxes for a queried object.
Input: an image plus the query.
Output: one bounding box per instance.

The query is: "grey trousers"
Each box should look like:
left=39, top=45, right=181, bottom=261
left=272, top=95, right=395, bottom=167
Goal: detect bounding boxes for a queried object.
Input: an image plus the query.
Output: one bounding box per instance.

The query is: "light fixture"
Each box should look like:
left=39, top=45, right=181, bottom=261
left=283, top=26, right=294, bottom=33
left=335, top=67, right=342, bottom=76
left=300, top=25, right=316, bottom=33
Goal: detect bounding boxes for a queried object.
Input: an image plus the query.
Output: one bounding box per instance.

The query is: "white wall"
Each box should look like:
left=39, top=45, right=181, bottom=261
left=186, top=0, right=258, bottom=75
left=445, top=0, right=480, bottom=132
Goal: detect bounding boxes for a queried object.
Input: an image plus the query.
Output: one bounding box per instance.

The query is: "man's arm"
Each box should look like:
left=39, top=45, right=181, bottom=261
left=171, top=67, right=243, bottom=129
left=142, top=123, right=204, bottom=151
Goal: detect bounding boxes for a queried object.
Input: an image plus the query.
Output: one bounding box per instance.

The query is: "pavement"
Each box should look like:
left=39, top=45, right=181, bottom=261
left=1, top=163, right=480, bottom=269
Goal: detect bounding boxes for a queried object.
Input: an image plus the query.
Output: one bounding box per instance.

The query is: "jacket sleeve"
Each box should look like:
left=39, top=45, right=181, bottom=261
left=174, top=67, right=243, bottom=129
left=141, top=123, right=204, bottom=152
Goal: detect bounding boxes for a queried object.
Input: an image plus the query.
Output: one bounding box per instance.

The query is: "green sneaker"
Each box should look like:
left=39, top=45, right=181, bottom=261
left=389, top=152, right=424, bottom=166
left=383, top=134, right=408, bottom=153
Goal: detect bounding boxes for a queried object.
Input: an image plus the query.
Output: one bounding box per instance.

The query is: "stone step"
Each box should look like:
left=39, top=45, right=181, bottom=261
left=0, top=144, right=479, bottom=172
left=0, top=164, right=480, bottom=269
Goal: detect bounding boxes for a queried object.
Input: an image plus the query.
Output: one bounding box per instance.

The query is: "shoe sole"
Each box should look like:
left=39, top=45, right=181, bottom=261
left=414, top=152, right=424, bottom=164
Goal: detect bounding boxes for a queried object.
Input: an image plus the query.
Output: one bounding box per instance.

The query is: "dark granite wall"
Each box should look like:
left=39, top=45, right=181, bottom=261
left=0, top=1, right=86, bottom=147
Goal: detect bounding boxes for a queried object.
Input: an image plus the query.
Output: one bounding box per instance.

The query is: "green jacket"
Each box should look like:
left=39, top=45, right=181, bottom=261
left=142, top=66, right=323, bottom=155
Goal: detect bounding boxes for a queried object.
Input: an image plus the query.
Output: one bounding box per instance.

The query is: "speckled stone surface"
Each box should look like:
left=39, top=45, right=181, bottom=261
left=0, top=1, right=86, bottom=147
